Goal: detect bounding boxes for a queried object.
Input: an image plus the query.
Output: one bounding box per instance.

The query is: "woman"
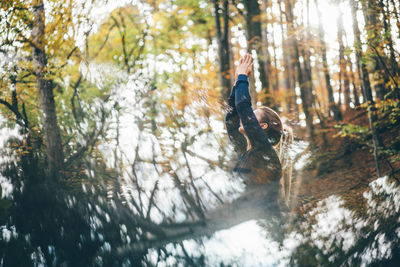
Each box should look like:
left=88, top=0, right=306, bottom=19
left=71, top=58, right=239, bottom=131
left=225, top=54, right=283, bottom=187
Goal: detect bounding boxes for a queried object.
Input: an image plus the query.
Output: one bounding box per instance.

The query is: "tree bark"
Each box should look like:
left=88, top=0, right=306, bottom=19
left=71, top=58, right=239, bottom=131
left=32, top=0, right=64, bottom=178
left=213, top=0, right=232, bottom=101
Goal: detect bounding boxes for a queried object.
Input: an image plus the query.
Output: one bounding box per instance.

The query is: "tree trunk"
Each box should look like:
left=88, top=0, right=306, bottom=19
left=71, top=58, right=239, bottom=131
left=302, top=0, right=316, bottom=116
left=285, top=0, right=314, bottom=137
left=351, top=0, right=381, bottom=177
left=361, top=0, right=389, bottom=101
left=382, top=0, right=400, bottom=99
left=278, top=0, right=297, bottom=115
left=315, top=0, right=342, bottom=121
left=213, top=0, right=232, bottom=101
left=262, top=0, right=278, bottom=93
left=351, top=0, right=374, bottom=105
left=32, top=0, right=64, bottom=178
left=315, top=63, right=329, bottom=114
left=270, top=26, right=280, bottom=94
left=348, top=56, right=361, bottom=106
left=337, top=11, right=351, bottom=111
left=243, top=0, right=273, bottom=106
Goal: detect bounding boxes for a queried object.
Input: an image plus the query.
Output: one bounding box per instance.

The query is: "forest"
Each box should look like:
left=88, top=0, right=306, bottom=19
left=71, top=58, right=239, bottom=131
left=1, top=0, right=400, bottom=265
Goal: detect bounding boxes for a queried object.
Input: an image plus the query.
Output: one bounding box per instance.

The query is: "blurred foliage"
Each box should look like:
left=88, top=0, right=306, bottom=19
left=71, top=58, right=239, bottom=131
left=334, top=123, right=369, bottom=140
left=334, top=99, right=400, bottom=165
left=379, top=99, right=400, bottom=127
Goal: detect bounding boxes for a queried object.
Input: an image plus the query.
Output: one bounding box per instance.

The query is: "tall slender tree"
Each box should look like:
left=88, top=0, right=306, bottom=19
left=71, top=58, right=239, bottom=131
left=302, top=0, right=316, bottom=117
left=278, top=0, right=297, bottom=115
left=32, top=0, right=64, bottom=177
left=351, top=0, right=381, bottom=177
left=351, top=0, right=374, bottom=105
left=261, top=0, right=275, bottom=92
left=315, top=0, right=342, bottom=121
left=348, top=56, right=361, bottom=106
left=285, top=0, right=314, bottom=136
left=213, top=0, right=232, bottom=100
left=243, top=0, right=273, bottom=106
left=337, top=10, right=351, bottom=111
left=381, top=0, right=400, bottom=99
left=363, top=0, right=390, bottom=100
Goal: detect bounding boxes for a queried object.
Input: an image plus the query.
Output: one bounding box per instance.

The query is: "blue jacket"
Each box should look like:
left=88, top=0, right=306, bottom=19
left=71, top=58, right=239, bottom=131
left=225, top=75, right=282, bottom=185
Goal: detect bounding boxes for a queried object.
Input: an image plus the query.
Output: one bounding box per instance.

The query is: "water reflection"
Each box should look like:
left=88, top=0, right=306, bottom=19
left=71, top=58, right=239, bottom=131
left=147, top=220, right=285, bottom=266
left=288, top=176, right=400, bottom=266
left=1, top=96, right=400, bottom=266
left=133, top=176, right=400, bottom=266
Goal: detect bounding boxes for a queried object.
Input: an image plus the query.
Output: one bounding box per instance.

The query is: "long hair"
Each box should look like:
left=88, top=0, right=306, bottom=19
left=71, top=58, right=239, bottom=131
left=255, top=106, right=294, bottom=209
left=278, top=126, right=294, bottom=209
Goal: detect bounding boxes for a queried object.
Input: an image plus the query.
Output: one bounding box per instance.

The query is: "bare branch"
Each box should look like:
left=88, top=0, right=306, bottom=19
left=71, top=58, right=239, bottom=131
left=117, top=180, right=281, bottom=255
left=58, top=46, right=79, bottom=69
left=64, top=106, right=107, bottom=167
left=146, top=180, right=159, bottom=220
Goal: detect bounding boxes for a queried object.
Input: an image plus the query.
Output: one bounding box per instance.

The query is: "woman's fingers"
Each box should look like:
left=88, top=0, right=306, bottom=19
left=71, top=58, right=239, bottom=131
left=247, top=63, right=253, bottom=75
left=240, top=55, right=246, bottom=64
left=239, top=53, right=252, bottom=69
left=241, top=54, right=248, bottom=63
left=246, top=53, right=252, bottom=64
left=244, top=53, right=250, bottom=63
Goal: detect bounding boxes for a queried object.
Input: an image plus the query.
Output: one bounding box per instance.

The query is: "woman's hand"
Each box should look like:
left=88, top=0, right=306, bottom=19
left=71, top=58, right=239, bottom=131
left=235, top=53, right=253, bottom=80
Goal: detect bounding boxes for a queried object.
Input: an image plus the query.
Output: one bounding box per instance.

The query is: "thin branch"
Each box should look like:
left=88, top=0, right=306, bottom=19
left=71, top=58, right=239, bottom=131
left=198, top=175, right=224, bottom=205
left=70, top=74, right=83, bottom=127
left=170, top=168, right=205, bottom=220
left=64, top=106, right=107, bottom=167
left=58, top=46, right=79, bottom=69
left=146, top=180, right=159, bottom=220
left=91, top=23, right=117, bottom=59
left=231, top=0, right=245, bottom=18
left=370, top=44, right=399, bottom=91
